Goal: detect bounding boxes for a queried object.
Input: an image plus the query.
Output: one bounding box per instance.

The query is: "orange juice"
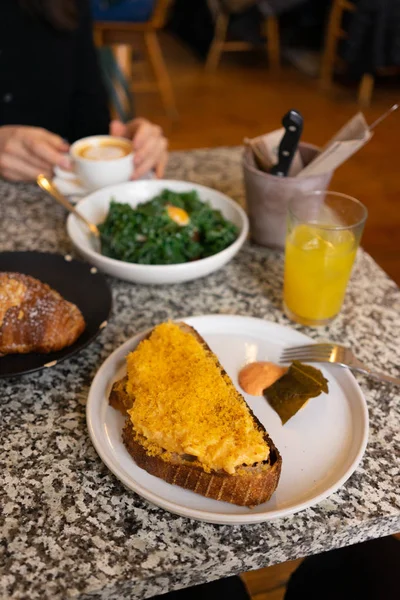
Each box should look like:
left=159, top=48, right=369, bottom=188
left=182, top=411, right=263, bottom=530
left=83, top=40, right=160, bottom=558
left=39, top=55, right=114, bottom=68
left=284, top=224, right=356, bottom=324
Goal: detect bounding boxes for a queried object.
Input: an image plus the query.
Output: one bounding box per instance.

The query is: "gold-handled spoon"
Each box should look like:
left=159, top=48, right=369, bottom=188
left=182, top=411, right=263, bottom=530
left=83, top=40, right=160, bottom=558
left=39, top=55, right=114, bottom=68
left=37, top=174, right=101, bottom=252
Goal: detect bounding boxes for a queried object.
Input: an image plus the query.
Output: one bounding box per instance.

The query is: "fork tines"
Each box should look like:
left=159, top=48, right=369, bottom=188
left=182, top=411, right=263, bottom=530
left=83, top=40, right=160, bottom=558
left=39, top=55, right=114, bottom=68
left=280, top=343, right=335, bottom=362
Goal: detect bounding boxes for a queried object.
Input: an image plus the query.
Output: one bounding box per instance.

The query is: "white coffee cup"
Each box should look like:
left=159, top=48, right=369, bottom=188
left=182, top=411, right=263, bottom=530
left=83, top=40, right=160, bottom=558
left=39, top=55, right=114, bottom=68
left=70, top=135, right=134, bottom=191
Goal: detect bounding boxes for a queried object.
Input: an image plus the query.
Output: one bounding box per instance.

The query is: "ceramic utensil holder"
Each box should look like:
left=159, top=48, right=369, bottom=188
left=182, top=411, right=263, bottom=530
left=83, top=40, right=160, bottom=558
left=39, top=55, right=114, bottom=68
left=243, top=143, right=333, bottom=249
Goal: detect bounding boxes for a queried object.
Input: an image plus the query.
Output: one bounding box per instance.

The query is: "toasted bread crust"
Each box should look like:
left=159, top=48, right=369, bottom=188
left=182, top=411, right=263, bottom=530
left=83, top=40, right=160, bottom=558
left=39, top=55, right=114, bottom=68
left=110, top=321, right=282, bottom=506
left=122, top=421, right=281, bottom=507
left=109, top=376, right=131, bottom=414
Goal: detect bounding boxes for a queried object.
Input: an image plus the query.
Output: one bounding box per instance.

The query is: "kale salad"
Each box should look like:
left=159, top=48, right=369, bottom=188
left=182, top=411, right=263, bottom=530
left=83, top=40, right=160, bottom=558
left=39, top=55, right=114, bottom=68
left=99, top=189, right=239, bottom=265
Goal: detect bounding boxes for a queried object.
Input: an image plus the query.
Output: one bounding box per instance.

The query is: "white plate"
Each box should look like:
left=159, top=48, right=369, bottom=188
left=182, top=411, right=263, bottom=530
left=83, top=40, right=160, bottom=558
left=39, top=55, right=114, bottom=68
left=86, top=315, right=368, bottom=525
left=67, top=180, right=249, bottom=285
left=53, top=166, right=154, bottom=203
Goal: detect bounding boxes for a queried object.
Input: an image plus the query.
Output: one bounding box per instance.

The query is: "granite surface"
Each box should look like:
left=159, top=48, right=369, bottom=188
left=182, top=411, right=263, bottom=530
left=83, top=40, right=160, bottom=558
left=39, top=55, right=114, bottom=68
left=1, top=147, right=400, bottom=600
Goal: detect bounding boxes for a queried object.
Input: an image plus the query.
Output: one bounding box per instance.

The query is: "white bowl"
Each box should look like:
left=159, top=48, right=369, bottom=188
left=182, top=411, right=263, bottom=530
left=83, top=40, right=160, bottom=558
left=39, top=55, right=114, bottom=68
left=66, top=180, right=249, bottom=285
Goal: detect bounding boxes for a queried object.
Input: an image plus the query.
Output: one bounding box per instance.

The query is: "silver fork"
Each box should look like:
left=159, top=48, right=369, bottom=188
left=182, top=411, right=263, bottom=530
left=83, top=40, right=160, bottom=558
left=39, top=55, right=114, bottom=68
left=280, top=343, right=400, bottom=386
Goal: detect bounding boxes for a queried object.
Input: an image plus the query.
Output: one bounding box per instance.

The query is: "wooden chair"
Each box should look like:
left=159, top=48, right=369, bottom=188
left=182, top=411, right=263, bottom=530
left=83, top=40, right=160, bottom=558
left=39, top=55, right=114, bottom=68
left=93, top=0, right=178, bottom=120
left=321, top=0, right=400, bottom=107
left=205, top=7, right=280, bottom=72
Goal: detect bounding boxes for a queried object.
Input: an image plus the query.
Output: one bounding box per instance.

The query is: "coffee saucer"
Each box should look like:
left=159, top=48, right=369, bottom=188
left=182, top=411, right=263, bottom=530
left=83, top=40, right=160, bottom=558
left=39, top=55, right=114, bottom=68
left=53, top=166, right=154, bottom=203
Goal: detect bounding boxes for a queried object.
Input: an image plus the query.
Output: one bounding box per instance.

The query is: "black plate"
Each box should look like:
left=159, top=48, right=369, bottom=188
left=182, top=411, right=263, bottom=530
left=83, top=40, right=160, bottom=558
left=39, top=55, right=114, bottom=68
left=0, top=252, right=112, bottom=378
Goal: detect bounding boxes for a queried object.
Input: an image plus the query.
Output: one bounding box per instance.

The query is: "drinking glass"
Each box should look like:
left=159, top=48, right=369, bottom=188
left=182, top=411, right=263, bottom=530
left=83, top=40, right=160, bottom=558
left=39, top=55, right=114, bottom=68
left=283, top=191, right=368, bottom=327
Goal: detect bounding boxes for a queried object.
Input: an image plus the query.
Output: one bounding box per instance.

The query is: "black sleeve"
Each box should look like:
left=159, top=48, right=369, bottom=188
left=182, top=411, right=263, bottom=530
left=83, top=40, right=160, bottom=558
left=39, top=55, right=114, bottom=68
left=67, top=0, right=110, bottom=142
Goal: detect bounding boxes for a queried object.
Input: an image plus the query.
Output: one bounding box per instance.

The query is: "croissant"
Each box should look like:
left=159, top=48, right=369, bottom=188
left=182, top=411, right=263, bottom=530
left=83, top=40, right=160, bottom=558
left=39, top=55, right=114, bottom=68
left=0, top=272, right=86, bottom=355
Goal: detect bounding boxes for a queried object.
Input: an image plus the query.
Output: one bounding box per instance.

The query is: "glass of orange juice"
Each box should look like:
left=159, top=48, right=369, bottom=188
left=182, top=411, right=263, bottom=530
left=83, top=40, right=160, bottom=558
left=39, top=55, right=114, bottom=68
left=283, top=191, right=368, bottom=327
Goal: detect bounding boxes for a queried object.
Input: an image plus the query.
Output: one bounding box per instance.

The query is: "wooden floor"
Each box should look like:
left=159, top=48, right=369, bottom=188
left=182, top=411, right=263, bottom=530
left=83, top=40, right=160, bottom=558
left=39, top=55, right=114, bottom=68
left=135, top=34, right=400, bottom=286
left=134, top=35, right=400, bottom=599
left=240, top=559, right=303, bottom=600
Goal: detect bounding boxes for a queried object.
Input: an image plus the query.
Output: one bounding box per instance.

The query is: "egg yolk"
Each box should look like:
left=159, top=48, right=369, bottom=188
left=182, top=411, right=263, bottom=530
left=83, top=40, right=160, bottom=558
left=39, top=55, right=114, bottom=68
left=166, top=205, right=190, bottom=226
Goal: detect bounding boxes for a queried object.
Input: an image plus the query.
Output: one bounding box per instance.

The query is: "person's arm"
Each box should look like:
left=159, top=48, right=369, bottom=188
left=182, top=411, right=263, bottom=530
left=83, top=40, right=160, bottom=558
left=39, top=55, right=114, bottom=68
left=0, top=126, right=69, bottom=181
left=110, top=118, right=169, bottom=179
left=67, top=1, right=110, bottom=142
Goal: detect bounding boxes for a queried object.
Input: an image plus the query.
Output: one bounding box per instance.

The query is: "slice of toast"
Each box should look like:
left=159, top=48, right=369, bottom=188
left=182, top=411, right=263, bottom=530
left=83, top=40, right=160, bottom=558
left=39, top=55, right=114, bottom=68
left=109, top=322, right=282, bottom=507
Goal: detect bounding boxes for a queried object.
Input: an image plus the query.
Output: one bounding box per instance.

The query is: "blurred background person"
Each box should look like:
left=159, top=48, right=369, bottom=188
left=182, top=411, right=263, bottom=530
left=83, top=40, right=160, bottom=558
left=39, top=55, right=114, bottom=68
left=0, top=0, right=168, bottom=182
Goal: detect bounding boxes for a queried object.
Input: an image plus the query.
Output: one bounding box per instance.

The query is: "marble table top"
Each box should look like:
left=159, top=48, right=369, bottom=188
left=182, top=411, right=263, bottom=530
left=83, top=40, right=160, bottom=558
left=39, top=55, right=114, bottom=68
left=1, top=147, right=399, bottom=600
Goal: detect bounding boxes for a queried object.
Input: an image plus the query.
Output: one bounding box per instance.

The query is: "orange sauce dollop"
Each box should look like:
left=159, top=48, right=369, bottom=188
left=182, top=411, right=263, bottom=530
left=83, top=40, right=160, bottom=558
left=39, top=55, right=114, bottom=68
left=239, top=362, right=287, bottom=396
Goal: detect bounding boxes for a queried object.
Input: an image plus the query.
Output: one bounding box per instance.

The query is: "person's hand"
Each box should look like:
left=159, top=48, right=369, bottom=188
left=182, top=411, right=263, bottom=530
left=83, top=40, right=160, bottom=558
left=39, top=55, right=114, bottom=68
left=0, top=126, right=70, bottom=182
left=110, top=118, right=168, bottom=179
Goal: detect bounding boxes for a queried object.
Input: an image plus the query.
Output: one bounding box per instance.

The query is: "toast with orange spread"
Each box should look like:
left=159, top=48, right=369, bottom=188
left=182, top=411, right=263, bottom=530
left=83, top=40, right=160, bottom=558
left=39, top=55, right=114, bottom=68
left=109, top=322, right=281, bottom=506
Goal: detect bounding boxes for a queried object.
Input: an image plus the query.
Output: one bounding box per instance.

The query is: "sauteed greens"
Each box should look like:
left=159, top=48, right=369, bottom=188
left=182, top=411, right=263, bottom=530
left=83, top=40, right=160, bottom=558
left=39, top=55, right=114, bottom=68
left=99, top=189, right=238, bottom=265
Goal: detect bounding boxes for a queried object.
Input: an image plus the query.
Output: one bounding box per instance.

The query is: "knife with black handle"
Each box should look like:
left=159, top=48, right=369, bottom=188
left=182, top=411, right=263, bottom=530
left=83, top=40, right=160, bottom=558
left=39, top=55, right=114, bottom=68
left=270, top=109, right=304, bottom=177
